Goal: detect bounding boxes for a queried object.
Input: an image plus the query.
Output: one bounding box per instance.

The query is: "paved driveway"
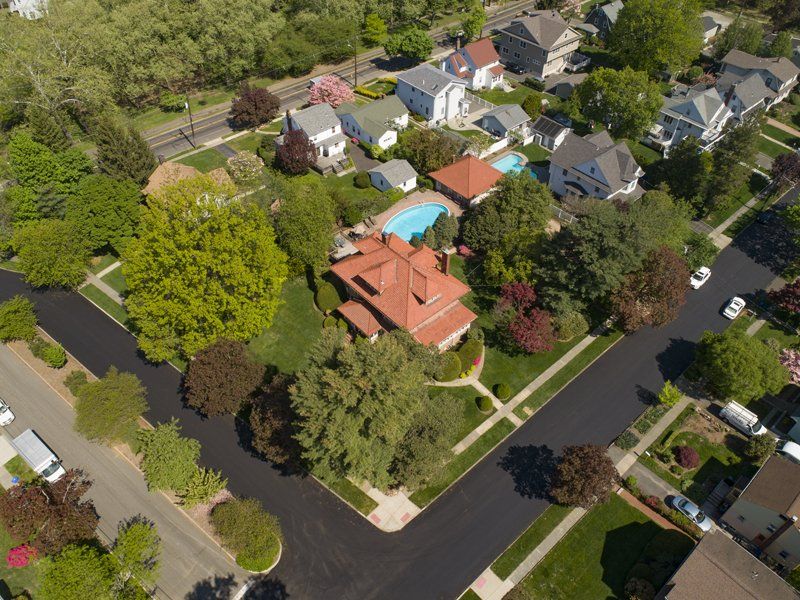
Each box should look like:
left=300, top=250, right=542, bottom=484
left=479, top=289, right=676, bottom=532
left=0, top=186, right=796, bottom=600
left=0, top=346, right=246, bottom=600
left=347, top=141, right=378, bottom=172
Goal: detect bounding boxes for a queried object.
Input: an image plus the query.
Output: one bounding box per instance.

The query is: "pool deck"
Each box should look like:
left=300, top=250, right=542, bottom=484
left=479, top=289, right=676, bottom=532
left=372, top=191, right=463, bottom=233
left=490, top=149, right=529, bottom=170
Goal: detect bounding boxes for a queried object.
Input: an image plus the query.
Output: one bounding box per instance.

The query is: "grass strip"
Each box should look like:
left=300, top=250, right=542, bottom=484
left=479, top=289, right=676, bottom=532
left=491, top=504, right=573, bottom=579
left=459, top=590, right=482, bottom=600
left=513, top=330, right=624, bottom=420
left=80, top=284, right=129, bottom=327
left=324, top=477, right=378, bottom=516
left=410, top=418, right=516, bottom=508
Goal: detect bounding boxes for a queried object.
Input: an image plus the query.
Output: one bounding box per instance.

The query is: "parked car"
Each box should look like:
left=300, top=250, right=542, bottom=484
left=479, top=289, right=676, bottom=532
left=690, top=266, right=711, bottom=289
left=10, top=429, right=66, bottom=483
left=777, top=440, right=800, bottom=464
left=505, top=62, right=528, bottom=75
left=0, top=397, right=15, bottom=426
left=722, top=296, right=746, bottom=319
left=719, top=401, right=766, bottom=436
left=670, top=495, right=713, bottom=532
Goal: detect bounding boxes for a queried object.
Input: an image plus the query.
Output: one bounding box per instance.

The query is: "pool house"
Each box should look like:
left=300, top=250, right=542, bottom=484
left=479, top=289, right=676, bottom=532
left=428, top=155, right=504, bottom=206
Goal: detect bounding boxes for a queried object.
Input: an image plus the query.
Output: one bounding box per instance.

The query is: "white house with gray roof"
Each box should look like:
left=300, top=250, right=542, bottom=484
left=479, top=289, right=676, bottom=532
left=549, top=130, right=643, bottom=200
left=336, top=96, right=409, bottom=150
left=395, top=63, right=468, bottom=124
left=276, top=103, right=346, bottom=171
left=480, top=104, right=531, bottom=139
left=648, top=85, right=733, bottom=155
left=368, top=159, right=418, bottom=193
left=716, top=50, right=800, bottom=119
left=530, top=115, right=569, bottom=150
left=8, top=0, right=47, bottom=19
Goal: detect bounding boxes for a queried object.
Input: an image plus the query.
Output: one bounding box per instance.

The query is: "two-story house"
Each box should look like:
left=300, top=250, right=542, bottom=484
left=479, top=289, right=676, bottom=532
left=717, top=49, right=800, bottom=115
left=441, top=37, right=505, bottom=90
left=495, top=10, right=583, bottom=80
left=549, top=130, right=644, bottom=200
left=648, top=85, right=734, bottom=155
left=584, top=0, right=624, bottom=40
left=275, top=103, right=346, bottom=173
left=722, top=454, right=800, bottom=572
left=335, top=96, right=409, bottom=150
left=330, top=232, right=476, bottom=350
left=395, top=64, right=468, bottom=124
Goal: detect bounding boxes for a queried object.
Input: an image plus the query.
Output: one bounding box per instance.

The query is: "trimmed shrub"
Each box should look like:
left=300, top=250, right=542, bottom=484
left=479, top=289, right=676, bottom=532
left=686, top=65, right=703, bottom=81
left=0, top=296, right=37, bottom=342
left=467, top=326, right=484, bottom=343
left=458, top=339, right=483, bottom=369
left=354, top=171, right=371, bottom=189
left=437, top=352, right=461, bottom=382
left=523, top=78, right=545, bottom=91
left=180, top=467, right=227, bottom=509
left=64, top=370, right=88, bottom=396
left=658, top=381, right=682, bottom=407
left=322, top=316, right=336, bottom=328
left=477, top=396, right=493, bottom=413
left=494, top=383, right=511, bottom=400
left=790, top=92, right=800, bottom=106
left=315, top=282, right=341, bottom=314
left=28, top=336, right=67, bottom=368
left=624, top=577, right=655, bottom=600
left=624, top=475, right=639, bottom=496
left=552, top=309, right=589, bottom=341
left=354, top=86, right=381, bottom=99
left=336, top=318, right=348, bottom=330
left=674, top=445, right=699, bottom=469
left=211, top=497, right=282, bottom=572
left=644, top=495, right=661, bottom=510
left=615, top=430, right=639, bottom=450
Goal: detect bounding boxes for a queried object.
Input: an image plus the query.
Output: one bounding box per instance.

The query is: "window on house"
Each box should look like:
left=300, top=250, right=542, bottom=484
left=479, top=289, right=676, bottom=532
left=767, top=524, right=777, bottom=533
left=562, top=169, right=567, bottom=176
left=502, top=47, right=509, bottom=55
left=766, top=77, right=773, bottom=86
left=520, top=41, right=527, bottom=48
left=663, top=115, right=674, bottom=125
left=780, top=551, right=791, bottom=560
left=519, top=28, right=524, bottom=35
left=514, top=52, right=521, bottom=59
left=594, top=186, right=600, bottom=193
left=526, top=57, right=531, bottom=63
left=425, top=106, right=429, bottom=115
left=590, top=167, right=595, bottom=174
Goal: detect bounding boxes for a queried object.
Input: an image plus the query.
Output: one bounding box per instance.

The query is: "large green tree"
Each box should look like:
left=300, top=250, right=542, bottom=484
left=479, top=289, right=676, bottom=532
left=39, top=543, right=115, bottom=600
left=92, top=118, right=157, bottom=186
left=695, top=328, right=788, bottom=402
left=394, top=128, right=460, bottom=174
left=74, top=367, right=148, bottom=444
left=658, top=136, right=713, bottom=214
left=609, top=0, right=703, bottom=73
left=292, top=330, right=442, bottom=489
left=112, top=519, right=161, bottom=593
left=122, top=175, right=288, bottom=361
left=137, top=419, right=200, bottom=493
left=713, top=18, right=764, bottom=59
left=13, top=219, right=91, bottom=289
left=384, top=28, right=434, bottom=63
left=66, top=174, right=141, bottom=254
left=706, top=117, right=762, bottom=210
left=575, top=67, right=662, bottom=139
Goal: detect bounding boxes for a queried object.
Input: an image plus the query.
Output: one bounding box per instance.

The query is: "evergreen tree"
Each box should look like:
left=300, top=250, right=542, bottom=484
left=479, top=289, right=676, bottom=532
left=93, top=118, right=156, bottom=186
left=26, top=107, right=70, bottom=152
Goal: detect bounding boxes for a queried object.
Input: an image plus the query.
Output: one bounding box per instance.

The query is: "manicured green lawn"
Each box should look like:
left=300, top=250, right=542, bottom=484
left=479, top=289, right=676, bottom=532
left=429, top=385, right=494, bottom=447
left=80, top=285, right=130, bottom=327
left=624, top=140, right=662, bottom=167
left=520, top=144, right=551, bottom=164
left=762, top=123, right=800, bottom=149
left=226, top=132, right=265, bottom=154
left=723, top=189, right=778, bottom=237
left=491, top=504, right=573, bottom=579
left=364, top=80, right=396, bottom=95
left=753, top=320, right=799, bottom=350
left=578, top=45, right=619, bottom=70
left=758, top=135, right=792, bottom=158
left=0, top=522, right=40, bottom=597
left=101, top=266, right=127, bottom=295
left=703, top=172, right=770, bottom=228
left=514, top=330, right=624, bottom=419
left=263, top=119, right=283, bottom=133
left=474, top=84, right=532, bottom=106
left=518, top=495, right=662, bottom=600
left=89, top=254, right=117, bottom=274
left=0, top=260, right=22, bottom=273
left=323, top=477, right=378, bottom=516
left=410, top=418, right=516, bottom=507
left=248, top=276, right=325, bottom=374
left=128, top=87, right=235, bottom=132
left=4, top=456, right=37, bottom=484
left=442, top=125, right=493, bottom=142
left=176, top=148, right=229, bottom=172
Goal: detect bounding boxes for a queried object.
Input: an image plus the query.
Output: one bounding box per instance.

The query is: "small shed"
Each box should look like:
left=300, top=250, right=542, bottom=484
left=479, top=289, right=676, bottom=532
left=529, top=115, right=570, bottom=150
left=368, top=159, right=418, bottom=193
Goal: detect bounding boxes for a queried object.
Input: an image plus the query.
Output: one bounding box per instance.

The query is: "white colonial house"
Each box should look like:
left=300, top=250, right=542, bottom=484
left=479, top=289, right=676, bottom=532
left=717, top=49, right=800, bottom=118
left=441, top=38, right=504, bottom=90
left=335, top=96, right=409, bottom=150
left=275, top=103, right=346, bottom=172
left=396, top=63, right=468, bottom=124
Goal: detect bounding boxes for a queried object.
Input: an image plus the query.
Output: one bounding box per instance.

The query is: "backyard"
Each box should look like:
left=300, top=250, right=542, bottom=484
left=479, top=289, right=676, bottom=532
left=516, top=494, right=691, bottom=600
left=0, top=521, right=40, bottom=598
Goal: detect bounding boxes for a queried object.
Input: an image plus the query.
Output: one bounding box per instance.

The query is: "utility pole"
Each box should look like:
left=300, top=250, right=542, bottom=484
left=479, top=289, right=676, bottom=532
left=353, top=27, right=359, bottom=88
left=185, top=101, right=196, bottom=144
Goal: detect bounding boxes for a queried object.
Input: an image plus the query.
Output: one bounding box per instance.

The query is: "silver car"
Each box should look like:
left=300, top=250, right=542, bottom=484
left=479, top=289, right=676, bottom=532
left=670, top=495, right=712, bottom=532
left=0, top=397, right=15, bottom=426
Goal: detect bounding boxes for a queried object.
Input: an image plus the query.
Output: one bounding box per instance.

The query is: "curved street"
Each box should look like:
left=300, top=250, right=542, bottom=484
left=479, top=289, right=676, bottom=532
left=0, top=189, right=795, bottom=599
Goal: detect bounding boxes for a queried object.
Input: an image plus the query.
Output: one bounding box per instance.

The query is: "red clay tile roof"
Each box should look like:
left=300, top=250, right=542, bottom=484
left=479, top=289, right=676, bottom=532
left=463, top=38, right=500, bottom=68
left=489, top=64, right=505, bottom=76
left=429, top=155, right=503, bottom=199
left=413, top=303, right=476, bottom=346
left=337, top=300, right=384, bottom=336
left=447, top=53, right=471, bottom=79
left=331, top=233, right=474, bottom=346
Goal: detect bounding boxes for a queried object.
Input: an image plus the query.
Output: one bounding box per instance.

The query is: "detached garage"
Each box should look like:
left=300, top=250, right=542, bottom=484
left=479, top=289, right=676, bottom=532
left=368, top=159, right=418, bottom=193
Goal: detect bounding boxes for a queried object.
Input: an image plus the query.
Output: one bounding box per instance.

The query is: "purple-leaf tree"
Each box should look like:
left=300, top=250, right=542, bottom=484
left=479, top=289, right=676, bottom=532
left=276, top=130, right=316, bottom=175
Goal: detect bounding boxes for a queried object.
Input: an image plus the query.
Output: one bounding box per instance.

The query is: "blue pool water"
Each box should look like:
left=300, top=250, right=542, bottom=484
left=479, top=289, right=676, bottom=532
left=382, top=203, right=449, bottom=242
left=491, top=154, right=537, bottom=178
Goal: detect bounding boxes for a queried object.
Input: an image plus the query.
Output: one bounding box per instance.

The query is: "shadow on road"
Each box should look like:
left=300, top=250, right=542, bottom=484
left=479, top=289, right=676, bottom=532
left=655, top=337, right=697, bottom=381
left=244, top=576, right=290, bottom=599
left=732, top=209, right=797, bottom=275
left=497, top=444, right=556, bottom=500
left=185, top=574, right=237, bottom=600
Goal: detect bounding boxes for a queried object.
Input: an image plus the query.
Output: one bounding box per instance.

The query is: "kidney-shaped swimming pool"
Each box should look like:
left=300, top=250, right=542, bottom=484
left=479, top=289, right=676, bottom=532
left=382, top=203, right=450, bottom=242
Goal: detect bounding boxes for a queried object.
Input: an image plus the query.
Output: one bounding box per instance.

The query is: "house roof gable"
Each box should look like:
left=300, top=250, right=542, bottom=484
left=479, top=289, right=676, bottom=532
left=428, top=155, right=504, bottom=199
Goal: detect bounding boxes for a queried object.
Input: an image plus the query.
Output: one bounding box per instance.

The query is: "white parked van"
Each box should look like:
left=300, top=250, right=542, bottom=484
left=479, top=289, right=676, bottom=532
left=10, top=429, right=66, bottom=483
left=719, top=401, right=766, bottom=437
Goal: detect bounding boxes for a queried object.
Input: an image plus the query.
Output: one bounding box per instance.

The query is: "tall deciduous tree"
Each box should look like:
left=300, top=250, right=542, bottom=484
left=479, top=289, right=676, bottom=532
left=292, top=329, right=442, bottom=489
left=612, top=246, right=689, bottom=332
left=658, top=136, right=713, bottom=214
left=112, top=518, right=161, bottom=592
left=74, top=366, right=148, bottom=444
left=695, top=328, right=788, bottom=402
left=460, top=2, right=487, bottom=42
left=609, top=0, right=703, bottom=73
left=92, top=118, right=157, bottom=186
left=308, top=75, right=355, bottom=108
left=230, top=83, right=280, bottom=130
left=706, top=117, right=762, bottom=209
left=713, top=18, right=764, bottom=59
left=767, top=0, right=800, bottom=31
left=384, top=28, right=434, bottom=63
left=395, top=128, right=460, bottom=174
left=13, top=218, right=90, bottom=289
left=0, top=295, right=37, bottom=342
left=185, top=339, right=265, bottom=417
left=767, top=31, right=793, bottom=58
left=66, top=174, right=141, bottom=254
left=363, top=13, right=388, bottom=46
left=549, top=444, right=616, bottom=508
left=249, top=374, right=299, bottom=465
left=137, top=419, right=200, bottom=493
left=575, top=67, right=662, bottom=139
left=39, top=543, right=115, bottom=600
left=0, top=469, right=99, bottom=556
left=122, top=175, right=288, bottom=361
left=772, top=152, right=800, bottom=189
left=276, top=130, right=316, bottom=175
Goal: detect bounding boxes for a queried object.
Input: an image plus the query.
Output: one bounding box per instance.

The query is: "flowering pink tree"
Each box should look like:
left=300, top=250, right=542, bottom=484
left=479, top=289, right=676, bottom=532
left=308, top=75, right=355, bottom=108
left=6, top=544, right=37, bottom=568
left=781, top=348, right=800, bottom=385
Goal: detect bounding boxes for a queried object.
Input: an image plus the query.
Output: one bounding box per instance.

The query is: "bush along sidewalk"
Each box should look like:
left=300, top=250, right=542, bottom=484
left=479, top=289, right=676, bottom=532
left=621, top=476, right=702, bottom=540
left=210, top=496, right=283, bottom=572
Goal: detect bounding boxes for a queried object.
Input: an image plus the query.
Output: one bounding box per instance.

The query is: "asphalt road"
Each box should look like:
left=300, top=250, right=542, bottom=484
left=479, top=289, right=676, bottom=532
left=0, top=345, right=246, bottom=600
left=147, top=1, right=539, bottom=158
left=0, top=189, right=795, bottom=599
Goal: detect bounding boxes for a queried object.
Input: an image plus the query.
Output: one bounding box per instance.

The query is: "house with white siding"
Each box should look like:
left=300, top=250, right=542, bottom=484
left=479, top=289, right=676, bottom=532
left=395, top=64, right=468, bottom=124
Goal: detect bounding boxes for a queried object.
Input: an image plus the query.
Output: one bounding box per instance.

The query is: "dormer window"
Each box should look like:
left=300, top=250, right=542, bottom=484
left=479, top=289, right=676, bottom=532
left=590, top=166, right=595, bottom=174
left=519, top=28, right=524, bottom=35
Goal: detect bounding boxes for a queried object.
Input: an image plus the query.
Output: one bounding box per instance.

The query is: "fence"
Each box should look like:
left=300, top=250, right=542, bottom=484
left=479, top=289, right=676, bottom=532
left=464, top=91, right=496, bottom=111
left=550, top=204, right=577, bottom=224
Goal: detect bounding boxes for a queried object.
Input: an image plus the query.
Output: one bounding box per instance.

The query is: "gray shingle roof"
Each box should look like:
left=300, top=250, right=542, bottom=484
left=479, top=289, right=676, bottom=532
left=722, top=49, right=800, bottom=84
left=702, top=15, right=719, bottom=34
left=728, top=72, right=776, bottom=109
left=396, top=63, right=464, bottom=97
left=335, top=96, right=408, bottom=140
left=483, top=104, right=530, bottom=131
left=551, top=130, right=641, bottom=193
left=662, top=86, right=728, bottom=128
left=531, top=115, right=568, bottom=138
left=290, top=103, right=340, bottom=138
left=368, top=159, right=417, bottom=187
left=601, top=0, right=624, bottom=23
left=503, top=11, right=580, bottom=50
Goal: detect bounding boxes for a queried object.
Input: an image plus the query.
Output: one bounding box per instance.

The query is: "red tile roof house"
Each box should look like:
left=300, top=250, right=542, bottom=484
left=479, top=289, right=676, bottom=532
left=330, top=232, right=476, bottom=350
left=429, top=155, right=504, bottom=207
left=441, top=37, right=505, bottom=90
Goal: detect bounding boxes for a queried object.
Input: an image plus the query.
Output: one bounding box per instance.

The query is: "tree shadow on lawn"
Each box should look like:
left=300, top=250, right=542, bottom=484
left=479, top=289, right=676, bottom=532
left=654, top=337, right=697, bottom=382
left=600, top=521, right=662, bottom=597
left=497, top=444, right=557, bottom=500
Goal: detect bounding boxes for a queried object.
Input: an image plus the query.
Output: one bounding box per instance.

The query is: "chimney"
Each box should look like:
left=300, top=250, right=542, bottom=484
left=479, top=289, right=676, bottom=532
left=440, top=250, right=451, bottom=275
left=456, top=36, right=461, bottom=50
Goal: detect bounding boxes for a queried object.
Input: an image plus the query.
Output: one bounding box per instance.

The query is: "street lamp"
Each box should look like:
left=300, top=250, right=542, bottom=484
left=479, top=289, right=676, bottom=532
left=185, top=101, right=196, bottom=144
left=346, top=40, right=358, bottom=88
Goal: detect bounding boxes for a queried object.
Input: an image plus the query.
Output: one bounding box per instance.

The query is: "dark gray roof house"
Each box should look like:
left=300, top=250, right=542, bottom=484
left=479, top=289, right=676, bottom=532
left=720, top=49, right=800, bottom=89
left=480, top=104, right=530, bottom=137
left=546, top=72, right=588, bottom=99
left=335, top=96, right=408, bottom=141
left=701, top=15, right=720, bottom=43
left=368, top=159, right=418, bottom=189
left=286, top=103, right=341, bottom=138
left=584, top=0, right=624, bottom=38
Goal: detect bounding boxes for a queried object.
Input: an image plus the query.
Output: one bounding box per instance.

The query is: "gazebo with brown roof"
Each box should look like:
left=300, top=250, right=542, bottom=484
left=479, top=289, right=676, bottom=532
left=428, top=155, right=503, bottom=206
